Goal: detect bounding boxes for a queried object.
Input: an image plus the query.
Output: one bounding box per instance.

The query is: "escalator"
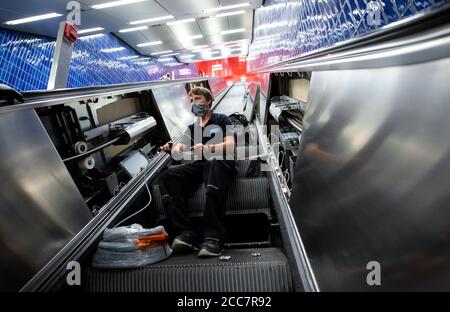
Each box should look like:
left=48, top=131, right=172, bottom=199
left=83, top=164, right=293, bottom=292
left=79, top=82, right=294, bottom=292
left=0, top=78, right=313, bottom=292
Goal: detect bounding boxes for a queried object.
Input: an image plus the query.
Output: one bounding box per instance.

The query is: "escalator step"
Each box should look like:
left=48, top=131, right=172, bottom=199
left=83, top=248, right=292, bottom=292
left=152, top=177, right=271, bottom=218
left=235, top=160, right=263, bottom=178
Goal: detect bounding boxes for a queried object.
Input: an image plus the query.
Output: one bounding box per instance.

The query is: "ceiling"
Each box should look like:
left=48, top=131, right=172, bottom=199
left=0, top=0, right=263, bottom=63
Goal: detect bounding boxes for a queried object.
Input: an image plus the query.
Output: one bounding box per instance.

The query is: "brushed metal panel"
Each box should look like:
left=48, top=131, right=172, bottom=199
left=151, top=83, right=194, bottom=139
left=167, top=21, right=204, bottom=48
left=122, top=25, right=179, bottom=44
left=81, top=1, right=168, bottom=32
left=0, top=110, right=92, bottom=291
left=290, top=56, right=450, bottom=291
left=157, top=0, right=217, bottom=16
left=127, top=25, right=184, bottom=54
left=220, top=0, right=263, bottom=6
left=228, top=12, right=252, bottom=29
left=197, top=16, right=228, bottom=36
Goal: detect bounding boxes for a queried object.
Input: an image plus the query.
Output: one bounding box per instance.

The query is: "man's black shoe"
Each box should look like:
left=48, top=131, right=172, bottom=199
left=198, top=237, right=222, bottom=257
left=171, top=233, right=199, bottom=254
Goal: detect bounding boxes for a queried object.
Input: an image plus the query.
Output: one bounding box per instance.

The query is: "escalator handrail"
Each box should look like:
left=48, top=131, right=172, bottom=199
left=255, top=118, right=319, bottom=292
left=20, top=135, right=186, bottom=291
left=0, top=77, right=209, bottom=115
left=210, top=82, right=235, bottom=111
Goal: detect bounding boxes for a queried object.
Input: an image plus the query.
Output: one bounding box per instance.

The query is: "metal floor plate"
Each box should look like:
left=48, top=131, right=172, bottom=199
left=83, top=248, right=293, bottom=292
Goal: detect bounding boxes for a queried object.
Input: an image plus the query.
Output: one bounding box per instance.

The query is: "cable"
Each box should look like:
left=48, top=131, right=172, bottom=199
left=113, top=182, right=127, bottom=196
left=271, top=141, right=281, bottom=149
left=268, top=132, right=280, bottom=144
left=268, top=132, right=283, bottom=153
left=278, top=150, right=285, bottom=168
left=113, top=182, right=152, bottom=228
left=63, top=136, right=121, bottom=162
left=283, top=170, right=290, bottom=184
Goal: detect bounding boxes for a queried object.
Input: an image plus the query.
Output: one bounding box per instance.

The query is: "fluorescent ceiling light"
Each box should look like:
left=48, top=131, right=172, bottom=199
left=220, top=28, right=245, bottom=35
left=192, top=48, right=210, bottom=53
left=151, top=50, right=173, bottom=55
left=225, top=39, right=247, bottom=44
left=167, top=18, right=196, bottom=26
left=157, top=57, right=174, bottom=62
left=188, top=34, right=203, bottom=40
left=101, top=47, right=125, bottom=53
left=223, top=39, right=246, bottom=45
left=119, top=26, right=148, bottom=33
left=180, top=54, right=195, bottom=58
left=188, top=45, right=208, bottom=50
left=213, top=41, right=246, bottom=49
left=231, top=47, right=246, bottom=52
left=203, top=3, right=251, bottom=13
left=78, top=27, right=104, bottom=34
left=226, top=43, right=245, bottom=48
left=130, top=15, right=174, bottom=25
left=137, top=41, right=163, bottom=47
left=5, top=12, right=63, bottom=25
left=162, top=53, right=180, bottom=57
left=215, top=10, right=246, bottom=18
left=92, top=0, right=146, bottom=10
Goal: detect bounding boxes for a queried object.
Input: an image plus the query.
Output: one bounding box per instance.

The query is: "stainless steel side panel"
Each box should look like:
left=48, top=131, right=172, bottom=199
left=0, top=110, right=92, bottom=291
left=290, top=57, right=450, bottom=291
left=151, top=84, right=194, bottom=139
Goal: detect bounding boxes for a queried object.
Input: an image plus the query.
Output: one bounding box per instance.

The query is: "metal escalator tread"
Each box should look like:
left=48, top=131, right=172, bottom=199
left=152, top=177, right=271, bottom=218
left=235, top=160, right=264, bottom=179
left=83, top=248, right=293, bottom=292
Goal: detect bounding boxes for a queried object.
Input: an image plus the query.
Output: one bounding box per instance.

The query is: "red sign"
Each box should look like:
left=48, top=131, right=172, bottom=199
left=64, top=23, right=78, bottom=43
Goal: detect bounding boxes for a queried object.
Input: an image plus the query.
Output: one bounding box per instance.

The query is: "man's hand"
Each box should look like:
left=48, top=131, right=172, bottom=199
left=173, top=143, right=186, bottom=153
left=191, top=143, right=205, bottom=157
left=160, top=141, right=173, bottom=153
left=160, top=142, right=187, bottom=154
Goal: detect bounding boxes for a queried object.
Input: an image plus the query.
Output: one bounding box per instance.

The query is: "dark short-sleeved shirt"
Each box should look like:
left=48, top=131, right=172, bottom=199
left=187, top=113, right=234, bottom=146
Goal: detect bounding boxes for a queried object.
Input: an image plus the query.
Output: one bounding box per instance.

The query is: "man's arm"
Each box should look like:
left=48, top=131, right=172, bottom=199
left=191, top=115, right=235, bottom=156
left=210, top=115, right=235, bottom=153
left=160, top=141, right=187, bottom=153
left=160, top=127, right=191, bottom=153
left=208, top=135, right=234, bottom=153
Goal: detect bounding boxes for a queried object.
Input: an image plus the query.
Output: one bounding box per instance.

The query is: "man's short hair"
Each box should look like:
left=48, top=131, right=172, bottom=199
left=189, top=87, right=214, bottom=106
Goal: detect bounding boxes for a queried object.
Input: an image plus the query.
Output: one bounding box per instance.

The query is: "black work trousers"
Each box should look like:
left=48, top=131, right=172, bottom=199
left=159, top=160, right=236, bottom=241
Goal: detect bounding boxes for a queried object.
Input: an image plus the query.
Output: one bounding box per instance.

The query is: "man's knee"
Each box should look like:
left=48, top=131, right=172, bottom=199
left=160, top=166, right=183, bottom=184
left=159, top=168, right=179, bottom=197
left=205, top=183, right=222, bottom=197
left=209, top=159, right=235, bottom=174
